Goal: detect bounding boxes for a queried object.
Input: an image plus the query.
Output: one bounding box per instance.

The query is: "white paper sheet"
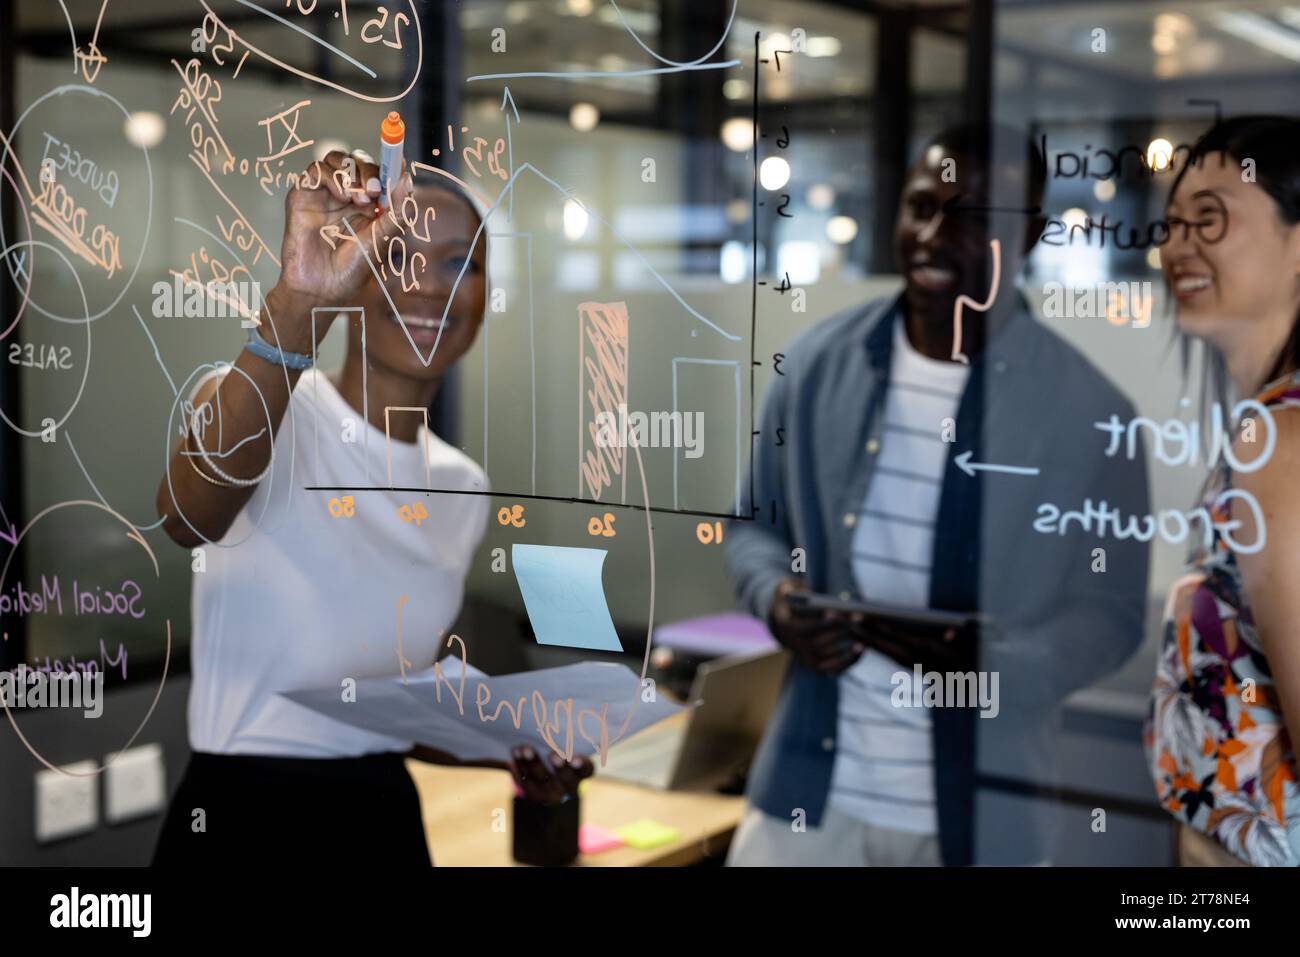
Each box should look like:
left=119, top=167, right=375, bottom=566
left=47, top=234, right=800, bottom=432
left=280, top=658, right=679, bottom=764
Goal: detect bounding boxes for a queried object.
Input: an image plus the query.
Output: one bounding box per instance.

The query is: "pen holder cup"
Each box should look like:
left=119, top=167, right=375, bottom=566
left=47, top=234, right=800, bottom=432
left=511, top=794, right=580, bottom=866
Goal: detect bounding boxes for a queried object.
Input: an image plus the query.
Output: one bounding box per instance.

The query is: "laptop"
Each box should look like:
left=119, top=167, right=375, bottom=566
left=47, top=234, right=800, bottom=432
left=597, top=650, right=790, bottom=791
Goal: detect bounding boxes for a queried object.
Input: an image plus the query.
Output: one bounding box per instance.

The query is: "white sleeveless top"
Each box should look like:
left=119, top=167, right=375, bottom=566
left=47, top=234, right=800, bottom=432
left=187, top=369, right=489, bottom=756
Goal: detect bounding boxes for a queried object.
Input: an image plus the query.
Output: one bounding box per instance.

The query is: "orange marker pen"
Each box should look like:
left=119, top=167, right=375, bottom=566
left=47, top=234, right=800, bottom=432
left=378, top=110, right=405, bottom=211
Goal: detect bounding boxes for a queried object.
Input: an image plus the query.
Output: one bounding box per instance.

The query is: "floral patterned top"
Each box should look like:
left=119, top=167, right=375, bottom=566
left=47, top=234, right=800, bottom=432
left=1146, top=372, right=1300, bottom=866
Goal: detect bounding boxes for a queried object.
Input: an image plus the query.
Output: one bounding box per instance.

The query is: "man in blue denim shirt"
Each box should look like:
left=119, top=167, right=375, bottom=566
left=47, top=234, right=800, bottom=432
left=726, top=126, right=1150, bottom=866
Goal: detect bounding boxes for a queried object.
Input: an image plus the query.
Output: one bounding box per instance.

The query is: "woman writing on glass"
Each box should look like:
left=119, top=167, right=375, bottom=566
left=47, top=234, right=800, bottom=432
left=152, top=148, right=589, bottom=866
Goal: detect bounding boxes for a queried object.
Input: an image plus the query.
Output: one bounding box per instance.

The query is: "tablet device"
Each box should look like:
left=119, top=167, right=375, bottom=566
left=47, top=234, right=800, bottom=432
left=786, top=591, right=991, bottom=634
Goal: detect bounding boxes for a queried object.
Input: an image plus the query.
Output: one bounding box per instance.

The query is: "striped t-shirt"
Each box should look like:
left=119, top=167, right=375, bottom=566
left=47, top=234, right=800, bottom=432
left=827, top=317, right=969, bottom=834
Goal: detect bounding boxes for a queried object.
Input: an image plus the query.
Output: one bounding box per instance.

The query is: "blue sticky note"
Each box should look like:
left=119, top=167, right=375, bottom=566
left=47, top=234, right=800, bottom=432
left=511, top=544, right=623, bottom=653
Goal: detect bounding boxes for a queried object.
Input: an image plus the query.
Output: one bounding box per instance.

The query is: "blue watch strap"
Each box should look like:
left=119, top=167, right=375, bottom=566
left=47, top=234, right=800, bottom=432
left=244, top=325, right=314, bottom=370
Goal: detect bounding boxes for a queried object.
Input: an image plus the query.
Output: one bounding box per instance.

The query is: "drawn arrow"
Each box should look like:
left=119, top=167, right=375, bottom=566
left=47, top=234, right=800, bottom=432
left=954, top=451, right=1039, bottom=478
left=501, top=85, right=520, bottom=221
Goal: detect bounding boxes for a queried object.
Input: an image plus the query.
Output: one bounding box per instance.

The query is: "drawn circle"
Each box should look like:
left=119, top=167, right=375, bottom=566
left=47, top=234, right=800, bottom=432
left=0, top=162, right=35, bottom=341
left=0, top=239, right=92, bottom=437
left=167, top=217, right=301, bottom=541
left=0, top=500, right=172, bottom=778
left=605, top=436, right=656, bottom=749
left=162, top=361, right=278, bottom=549
left=0, top=84, right=153, bottom=323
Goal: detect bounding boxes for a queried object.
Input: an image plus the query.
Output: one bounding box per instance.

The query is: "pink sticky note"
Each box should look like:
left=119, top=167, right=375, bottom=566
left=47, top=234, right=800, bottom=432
left=580, top=823, right=625, bottom=855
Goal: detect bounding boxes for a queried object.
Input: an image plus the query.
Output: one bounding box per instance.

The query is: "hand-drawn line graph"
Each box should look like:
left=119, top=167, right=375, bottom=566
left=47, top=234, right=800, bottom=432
left=346, top=158, right=741, bottom=369
left=308, top=26, right=787, bottom=525
left=325, top=160, right=746, bottom=519
left=467, top=0, right=740, bottom=82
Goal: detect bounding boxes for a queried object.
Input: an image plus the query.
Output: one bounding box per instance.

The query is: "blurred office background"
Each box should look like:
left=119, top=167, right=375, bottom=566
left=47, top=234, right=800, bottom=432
left=1, top=0, right=1297, bottom=864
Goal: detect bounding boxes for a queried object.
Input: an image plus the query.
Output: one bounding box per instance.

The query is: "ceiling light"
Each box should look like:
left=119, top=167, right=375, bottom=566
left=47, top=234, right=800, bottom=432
left=759, top=156, right=790, bottom=191
left=721, top=118, right=754, bottom=152
left=563, top=198, right=590, bottom=240
left=1062, top=207, right=1089, bottom=229
left=806, top=36, right=841, bottom=57
left=1152, top=31, right=1178, bottom=55
left=826, top=215, right=858, bottom=244
left=1155, top=13, right=1194, bottom=37
left=123, top=111, right=165, bottom=149
left=806, top=184, right=834, bottom=210
left=722, top=79, right=750, bottom=100
left=720, top=240, right=747, bottom=284
left=569, top=102, right=600, bottom=132
left=1146, top=138, right=1174, bottom=172
left=764, top=33, right=791, bottom=57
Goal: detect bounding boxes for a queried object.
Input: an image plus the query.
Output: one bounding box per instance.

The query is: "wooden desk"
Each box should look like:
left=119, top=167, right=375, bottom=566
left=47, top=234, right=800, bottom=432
left=407, top=755, right=746, bottom=867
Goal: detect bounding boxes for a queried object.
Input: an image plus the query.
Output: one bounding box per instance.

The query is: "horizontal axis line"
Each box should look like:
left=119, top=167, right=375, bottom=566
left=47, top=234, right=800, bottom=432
left=303, top=487, right=751, bottom=522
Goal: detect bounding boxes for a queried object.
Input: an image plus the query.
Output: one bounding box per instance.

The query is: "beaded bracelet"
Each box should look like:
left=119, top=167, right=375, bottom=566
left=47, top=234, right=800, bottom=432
left=186, top=423, right=271, bottom=488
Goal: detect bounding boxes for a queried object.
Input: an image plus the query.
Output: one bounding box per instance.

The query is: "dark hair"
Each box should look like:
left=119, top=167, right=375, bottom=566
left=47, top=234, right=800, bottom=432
left=925, top=123, right=1048, bottom=216
left=1168, top=116, right=1300, bottom=407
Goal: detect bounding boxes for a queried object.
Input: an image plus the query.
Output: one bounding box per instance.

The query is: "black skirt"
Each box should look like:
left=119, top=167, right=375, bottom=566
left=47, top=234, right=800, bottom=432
left=152, top=751, right=432, bottom=866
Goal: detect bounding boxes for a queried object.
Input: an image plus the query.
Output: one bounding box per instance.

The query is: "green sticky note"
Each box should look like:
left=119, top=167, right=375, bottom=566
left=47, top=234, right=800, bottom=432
left=615, top=819, right=680, bottom=850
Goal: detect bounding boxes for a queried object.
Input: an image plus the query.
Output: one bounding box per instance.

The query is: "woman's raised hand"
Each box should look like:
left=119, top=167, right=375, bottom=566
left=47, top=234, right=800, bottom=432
left=275, top=149, right=412, bottom=312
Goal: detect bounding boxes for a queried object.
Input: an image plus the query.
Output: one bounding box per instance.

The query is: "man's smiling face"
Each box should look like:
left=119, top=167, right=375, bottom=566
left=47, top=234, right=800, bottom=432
left=893, top=136, right=1039, bottom=333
